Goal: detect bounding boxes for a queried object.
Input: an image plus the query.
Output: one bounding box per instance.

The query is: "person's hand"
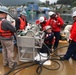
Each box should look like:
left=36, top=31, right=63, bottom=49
left=58, top=23, right=60, bottom=25
left=69, top=37, right=72, bottom=44
left=11, top=21, right=15, bottom=26
left=46, top=34, right=48, bottom=38
left=69, top=37, right=72, bottom=40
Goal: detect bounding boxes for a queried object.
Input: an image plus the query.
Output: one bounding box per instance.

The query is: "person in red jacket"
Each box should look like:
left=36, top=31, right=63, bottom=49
left=61, top=11, right=76, bottom=60
left=47, top=11, right=64, bottom=50
left=36, top=16, right=47, bottom=31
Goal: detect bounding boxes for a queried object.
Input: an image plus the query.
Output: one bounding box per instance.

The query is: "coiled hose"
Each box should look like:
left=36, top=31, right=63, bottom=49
left=4, top=44, right=68, bottom=75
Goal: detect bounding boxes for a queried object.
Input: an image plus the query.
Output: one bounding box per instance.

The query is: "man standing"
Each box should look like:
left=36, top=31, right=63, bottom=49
left=61, top=11, right=76, bottom=60
left=0, top=6, right=16, bottom=68
left=47, top=11, right=64, bottom=50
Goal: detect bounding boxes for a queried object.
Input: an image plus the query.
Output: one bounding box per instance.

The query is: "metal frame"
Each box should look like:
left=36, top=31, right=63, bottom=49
left=17, top=36, right=42, bottom=62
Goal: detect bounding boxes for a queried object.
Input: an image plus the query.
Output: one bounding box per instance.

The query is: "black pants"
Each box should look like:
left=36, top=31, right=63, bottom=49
left=40, top=43, right=52, bottom=54
left=64, top=40, right=76, bottom=60
left=53, top=31, right=60, bottom=49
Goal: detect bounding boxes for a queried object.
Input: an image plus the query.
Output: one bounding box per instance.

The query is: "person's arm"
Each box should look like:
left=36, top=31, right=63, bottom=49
left=26, top=20, right=28, bottom=26
left=57, top=16, right=64, bottom=26
left=70, top=22, right=76, bottom=40
left=51, top=36, right=55, bottom=44
left=2, top=20, right=16, bottom=32
left=44, top=33, right=54, bottom=41
left=15, top=18, right=20, bottom=31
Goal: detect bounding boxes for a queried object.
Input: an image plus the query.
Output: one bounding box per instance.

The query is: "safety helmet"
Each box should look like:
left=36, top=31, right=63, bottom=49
left=48, top=11, right=55, bottom=16
left=0, top=6, right=8, bottom=14
left=20, top=10, right=27, bottom=16
left=44, top=26, right=52, bottom=31
left=72, top=11, right=76, bottom=17
left=39, top=16, right=45, bottom=23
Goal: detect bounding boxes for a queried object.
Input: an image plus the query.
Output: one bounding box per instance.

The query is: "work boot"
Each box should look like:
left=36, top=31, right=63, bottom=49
left=43, top=60, right=51, bottom=65
left=71, top=56, right=76, bottom=60
left=9, top=62, right=17, bottom=69
left=4, top=63, right=8, bottom=67
left=34, top=53, right=48, bottom=61
left=60, top=57, right=69, bottom=61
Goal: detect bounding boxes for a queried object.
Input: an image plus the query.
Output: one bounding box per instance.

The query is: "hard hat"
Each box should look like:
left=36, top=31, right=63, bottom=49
left=20, top=10, right=27, bottom=16
left=0, top=6, right=8, bottom=14
left=48, top=11, right=55, bottom=16
left=39, top=16, right=45, bottom=23
left=44, top=26, right=52, bottom=31
left=72, top=11, right=76, bottom=17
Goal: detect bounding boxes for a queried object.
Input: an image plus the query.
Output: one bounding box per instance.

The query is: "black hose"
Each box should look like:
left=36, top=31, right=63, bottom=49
left=53, top=45, right=68, bottom=57
left=35, top=44, right=68, bottom=73
left=13, top=62, right=37, bottom=75
left=36, top=65, right=43, bottom=74
left=4, top=43, right=68, bottom=75
left=4, top=62, right=37, bottom=75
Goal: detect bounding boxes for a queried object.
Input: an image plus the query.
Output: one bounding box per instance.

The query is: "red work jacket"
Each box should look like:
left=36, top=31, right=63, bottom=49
left=47, top=16, right=64, bottom=32
left=70, top=21, right=76, bottom=42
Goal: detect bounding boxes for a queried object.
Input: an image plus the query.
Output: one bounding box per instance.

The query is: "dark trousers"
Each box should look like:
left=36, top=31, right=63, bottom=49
left=40, top=43, right=52, bottom=54
left=53, top=31, right=60, bottom=49
left=64, top=40, right=76, bottom=60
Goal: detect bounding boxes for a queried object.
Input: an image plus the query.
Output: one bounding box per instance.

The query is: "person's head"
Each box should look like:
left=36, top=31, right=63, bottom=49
left=72, top=11, right=76, bottom=21
left=48, top=11, right=56, bottom=19
left=20, top=10, right=27, bottom=19
left=39, top=16, right=45, bottom=23
left=0, top=6, right=9, bottom=19
left=44, top=26, right=52, bottom=33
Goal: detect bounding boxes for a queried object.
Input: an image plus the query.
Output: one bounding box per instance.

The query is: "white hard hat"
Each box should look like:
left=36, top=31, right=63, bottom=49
left=48, top=11, right=55, bottom=16
left=44, top=26, right=52, bottom=31
left=39, top=16, right=45, bottom=23
left=72, top=11, right=76, bottom=17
